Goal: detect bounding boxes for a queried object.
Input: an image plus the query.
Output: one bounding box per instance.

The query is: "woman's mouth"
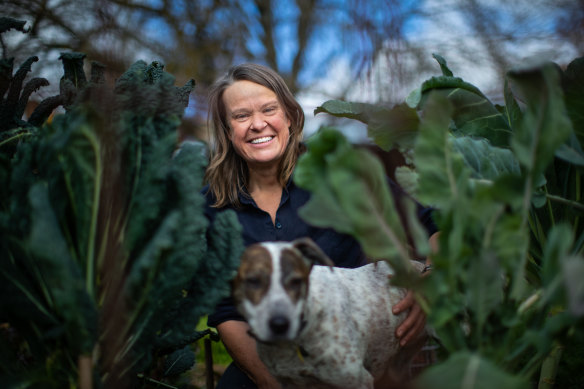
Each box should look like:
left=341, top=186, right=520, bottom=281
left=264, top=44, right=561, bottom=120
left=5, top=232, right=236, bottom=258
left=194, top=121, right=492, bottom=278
left=250, top=136, right=274, bottom=144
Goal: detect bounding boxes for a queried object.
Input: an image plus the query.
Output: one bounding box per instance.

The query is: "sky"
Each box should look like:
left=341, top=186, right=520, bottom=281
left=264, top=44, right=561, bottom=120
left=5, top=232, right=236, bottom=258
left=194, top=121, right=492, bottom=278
left=295, top=0, right=581, bottom=143
left=6, top=0, right=579, bottom=144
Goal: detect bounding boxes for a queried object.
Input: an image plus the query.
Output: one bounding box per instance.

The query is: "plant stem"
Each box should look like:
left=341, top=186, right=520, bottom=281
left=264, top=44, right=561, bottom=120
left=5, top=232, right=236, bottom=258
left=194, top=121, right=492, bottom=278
left=136, top=374, right=178, bottom=389
left=545, top=186, right=556, bottom=226
left=78, top=354, right=93, bottom=389
left=546, top=194, right=584, bottom=212
left=538, top=342, right=564, bottom=389
left=82, top=128, right=102, bottom=300
left=0, top=131, right=31, bottom=148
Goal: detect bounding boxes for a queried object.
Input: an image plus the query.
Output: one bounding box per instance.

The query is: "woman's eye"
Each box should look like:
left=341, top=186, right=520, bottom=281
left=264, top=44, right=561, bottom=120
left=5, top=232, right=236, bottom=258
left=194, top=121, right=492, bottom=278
left=264, top=106, right=277, bottom=114
left=233, top=113, right=249, bottom=121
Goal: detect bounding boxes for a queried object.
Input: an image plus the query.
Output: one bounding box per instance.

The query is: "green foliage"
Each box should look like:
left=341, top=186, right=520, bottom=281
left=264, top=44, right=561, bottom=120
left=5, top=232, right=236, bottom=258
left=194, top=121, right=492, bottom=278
left=295, top=127, right=429, bottom=283
left=163, top=346, right=196, bottom=378
left=304, top=54, right=584, bottom=388
left=0, top=19, right=72, bottom=135
left=416, top=351, right=529, bottom=389
left=0, top=46, right=242, bottom=388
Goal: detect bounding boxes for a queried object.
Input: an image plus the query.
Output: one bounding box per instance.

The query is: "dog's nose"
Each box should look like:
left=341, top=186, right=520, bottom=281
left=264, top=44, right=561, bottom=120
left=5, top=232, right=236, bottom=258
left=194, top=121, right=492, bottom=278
left=269, top=315, right=290, bottom=335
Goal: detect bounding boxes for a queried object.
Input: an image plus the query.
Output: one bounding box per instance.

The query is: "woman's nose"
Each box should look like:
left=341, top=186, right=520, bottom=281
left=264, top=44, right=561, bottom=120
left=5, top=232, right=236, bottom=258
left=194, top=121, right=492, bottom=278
left=250, top=113, right=267, bottom=130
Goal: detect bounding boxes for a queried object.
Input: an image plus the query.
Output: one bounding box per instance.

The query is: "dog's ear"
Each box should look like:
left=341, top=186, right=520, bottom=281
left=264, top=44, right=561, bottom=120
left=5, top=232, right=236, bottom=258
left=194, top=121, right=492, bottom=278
left=292, top=238, right=335, bottom=268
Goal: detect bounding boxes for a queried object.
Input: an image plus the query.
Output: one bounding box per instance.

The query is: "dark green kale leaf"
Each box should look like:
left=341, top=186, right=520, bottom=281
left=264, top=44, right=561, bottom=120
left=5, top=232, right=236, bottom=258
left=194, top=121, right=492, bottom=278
left=1, top=52, right=242, bottom=388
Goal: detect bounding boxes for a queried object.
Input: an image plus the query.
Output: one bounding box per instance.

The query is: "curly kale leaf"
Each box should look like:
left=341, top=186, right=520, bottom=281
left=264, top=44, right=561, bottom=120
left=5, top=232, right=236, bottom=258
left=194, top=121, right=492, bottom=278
left=0, top=56, right=39, bottom=130
left=163, top=346, right=196, bottom=377
left=0, top=17, right=28, bottom=34
left=1, top=56, right=241, bottom=387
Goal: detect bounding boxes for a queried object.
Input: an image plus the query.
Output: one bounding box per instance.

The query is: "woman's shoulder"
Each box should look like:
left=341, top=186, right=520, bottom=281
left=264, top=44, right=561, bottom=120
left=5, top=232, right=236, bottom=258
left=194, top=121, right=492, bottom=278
left=200, top=184, right=221, bottom=220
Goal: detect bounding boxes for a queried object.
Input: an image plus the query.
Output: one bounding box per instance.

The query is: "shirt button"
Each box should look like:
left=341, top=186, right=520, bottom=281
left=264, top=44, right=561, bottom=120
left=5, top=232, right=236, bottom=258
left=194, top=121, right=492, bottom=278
left=275, top=222, right=282, bottom=229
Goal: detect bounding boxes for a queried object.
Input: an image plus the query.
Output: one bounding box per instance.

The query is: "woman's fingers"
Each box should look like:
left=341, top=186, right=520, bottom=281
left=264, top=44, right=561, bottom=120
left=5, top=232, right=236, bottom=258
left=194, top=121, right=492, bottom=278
left=393, top=291, right=427, bottom=346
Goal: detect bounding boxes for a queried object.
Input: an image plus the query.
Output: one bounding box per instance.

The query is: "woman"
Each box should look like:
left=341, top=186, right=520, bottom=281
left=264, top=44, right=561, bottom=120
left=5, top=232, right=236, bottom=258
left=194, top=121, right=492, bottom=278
left=203, top=63, right=437, bottom=389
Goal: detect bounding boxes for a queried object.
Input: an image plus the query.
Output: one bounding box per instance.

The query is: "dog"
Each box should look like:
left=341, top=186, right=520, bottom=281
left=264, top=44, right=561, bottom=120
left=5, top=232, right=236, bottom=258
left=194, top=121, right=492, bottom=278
left=233, top=238, right=428, bottom=389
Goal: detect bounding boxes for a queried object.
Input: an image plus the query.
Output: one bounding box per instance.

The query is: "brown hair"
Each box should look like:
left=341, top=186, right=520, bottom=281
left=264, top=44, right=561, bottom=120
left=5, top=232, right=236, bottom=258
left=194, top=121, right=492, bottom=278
left=205, top=63, right=305, bottom=208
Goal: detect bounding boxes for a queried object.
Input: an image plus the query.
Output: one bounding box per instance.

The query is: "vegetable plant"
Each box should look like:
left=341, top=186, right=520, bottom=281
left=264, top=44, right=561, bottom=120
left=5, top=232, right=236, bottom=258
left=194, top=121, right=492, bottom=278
left=0, top=18, right=242, bottom=388
left=295, top=54, right=584, bottom=388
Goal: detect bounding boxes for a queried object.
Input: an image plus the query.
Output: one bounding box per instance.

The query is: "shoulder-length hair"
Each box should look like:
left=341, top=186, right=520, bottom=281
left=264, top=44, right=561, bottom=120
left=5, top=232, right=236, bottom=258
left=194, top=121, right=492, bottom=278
left=205, top=63, right=305, bottom=208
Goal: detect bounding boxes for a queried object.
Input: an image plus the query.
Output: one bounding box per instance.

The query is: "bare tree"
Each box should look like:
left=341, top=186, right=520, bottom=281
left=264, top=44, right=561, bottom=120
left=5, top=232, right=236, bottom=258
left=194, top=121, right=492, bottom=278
left=3, top=0, right=581, bottom=112
left=352, top=0, right=584, bottom=105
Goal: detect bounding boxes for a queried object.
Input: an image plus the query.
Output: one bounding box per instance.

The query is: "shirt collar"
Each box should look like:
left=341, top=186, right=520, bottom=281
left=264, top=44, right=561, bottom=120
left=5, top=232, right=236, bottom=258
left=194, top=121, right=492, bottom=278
left=237, top=177, right=294, bottom=207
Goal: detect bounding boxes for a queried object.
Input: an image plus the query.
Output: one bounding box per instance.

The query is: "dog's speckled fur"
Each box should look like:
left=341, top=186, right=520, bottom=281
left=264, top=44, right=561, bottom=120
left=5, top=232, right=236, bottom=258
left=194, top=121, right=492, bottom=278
left=233, top=238, right=427, bottom=389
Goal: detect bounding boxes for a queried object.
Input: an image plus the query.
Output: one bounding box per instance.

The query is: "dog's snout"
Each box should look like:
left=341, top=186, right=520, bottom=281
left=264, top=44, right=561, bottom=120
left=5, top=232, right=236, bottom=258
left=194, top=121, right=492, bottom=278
left=269, top=315, right=290, bottom=335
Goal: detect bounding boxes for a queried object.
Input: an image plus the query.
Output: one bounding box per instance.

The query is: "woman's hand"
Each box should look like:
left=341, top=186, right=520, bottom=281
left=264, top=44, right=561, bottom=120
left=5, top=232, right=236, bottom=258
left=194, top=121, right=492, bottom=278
left=392, top=290, right=426, bottom=346
left=392, top=232, right=439, bottom=346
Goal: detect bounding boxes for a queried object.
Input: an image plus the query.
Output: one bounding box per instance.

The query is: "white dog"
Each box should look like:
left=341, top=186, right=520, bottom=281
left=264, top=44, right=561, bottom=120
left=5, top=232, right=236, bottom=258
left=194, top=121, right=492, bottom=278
left=233, top=238, right=428, bottom=389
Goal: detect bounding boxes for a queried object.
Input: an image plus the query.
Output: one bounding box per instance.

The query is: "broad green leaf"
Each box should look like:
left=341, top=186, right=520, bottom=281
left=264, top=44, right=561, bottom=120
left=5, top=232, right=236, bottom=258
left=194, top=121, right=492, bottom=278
left=507, top=62, right=573, bottom=298
left=415, top=351, right=529, bottom=389
left=295, top=127, right=425, bottom=276
left=502, top=77, right=523, bottom=131
left=314, top=100, right=372, bottom=123
left=562, top=57, right=584, bottom=147
left=366, top=103, right=419, bottom=151
left=414, top=93, right=467, bottom=210
left=409, top=75, right=512, bottom=147
left=541, top=224, right=573, bottom=288
left=44, top=111, right=103, bottom=297
left=509, top=62, right=573, bottom=179
left=452, top=137, right=520, bottom=180
left=489, top=204, right=527, bottom=272
left=314, top=100, right=419, bottom=151
left=555, top=133, right=584, bottom=166
left=394, top=165, right=418, bottom=196
left=466, top=250, right=504, bottom=339
left=27, top=182, right=97, bottom=354
left=407, top=75, right=487, bottom=109
left=126, top=210, right=180, bottom=302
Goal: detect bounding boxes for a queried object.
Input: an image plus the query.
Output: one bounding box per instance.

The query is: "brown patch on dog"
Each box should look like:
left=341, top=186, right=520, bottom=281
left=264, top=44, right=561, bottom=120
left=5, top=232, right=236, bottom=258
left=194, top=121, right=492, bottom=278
left=280, top=248, right=311, bottom=303
left=233, top=244, right=273, bottom=305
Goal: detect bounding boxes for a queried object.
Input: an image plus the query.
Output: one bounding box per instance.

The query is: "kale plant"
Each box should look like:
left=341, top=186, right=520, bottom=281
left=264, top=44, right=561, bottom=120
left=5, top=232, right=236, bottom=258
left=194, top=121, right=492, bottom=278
left=0, top=19, right=242, bottom=389
left=296, top=55, right=584, bottom=388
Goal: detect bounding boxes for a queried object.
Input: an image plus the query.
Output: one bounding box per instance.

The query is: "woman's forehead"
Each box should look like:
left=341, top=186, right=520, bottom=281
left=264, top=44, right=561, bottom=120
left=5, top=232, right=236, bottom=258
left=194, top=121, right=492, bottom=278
left=223, top=80, right=279, bottom=110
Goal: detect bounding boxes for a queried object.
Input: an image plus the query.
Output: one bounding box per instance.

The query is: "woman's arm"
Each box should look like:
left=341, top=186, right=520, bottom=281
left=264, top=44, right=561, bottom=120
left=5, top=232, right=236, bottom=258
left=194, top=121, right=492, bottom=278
left=216, top=320, right=282, bottom=389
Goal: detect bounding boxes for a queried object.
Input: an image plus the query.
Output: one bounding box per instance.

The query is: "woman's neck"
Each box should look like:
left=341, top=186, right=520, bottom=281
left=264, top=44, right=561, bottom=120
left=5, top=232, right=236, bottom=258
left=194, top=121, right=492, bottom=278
left=247, top=163, right=281, bottom=193
left=247, top=164, right=283, bottom=224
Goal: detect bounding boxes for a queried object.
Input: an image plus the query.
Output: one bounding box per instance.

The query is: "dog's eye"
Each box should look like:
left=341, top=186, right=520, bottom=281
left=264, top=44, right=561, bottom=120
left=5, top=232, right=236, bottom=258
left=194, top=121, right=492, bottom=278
left=287, top=277, right=304, bottom=290
left=245, top=277, right=263, bottom=289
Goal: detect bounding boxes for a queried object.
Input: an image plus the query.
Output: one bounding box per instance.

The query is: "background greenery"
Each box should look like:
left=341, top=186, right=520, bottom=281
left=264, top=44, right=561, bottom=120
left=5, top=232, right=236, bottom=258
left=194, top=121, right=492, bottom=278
left=296, top=54, right=584, bottom=388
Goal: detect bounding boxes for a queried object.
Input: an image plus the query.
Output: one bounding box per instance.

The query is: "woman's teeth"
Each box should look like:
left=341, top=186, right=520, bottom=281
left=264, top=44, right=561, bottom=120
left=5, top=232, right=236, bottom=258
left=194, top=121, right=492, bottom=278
left=250, top=136, right=273, bottom=144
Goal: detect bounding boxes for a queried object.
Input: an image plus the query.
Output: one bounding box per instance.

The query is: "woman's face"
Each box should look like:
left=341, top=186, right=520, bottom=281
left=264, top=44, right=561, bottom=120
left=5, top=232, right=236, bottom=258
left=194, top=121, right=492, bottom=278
left=223, top=80, right=291, bottom=169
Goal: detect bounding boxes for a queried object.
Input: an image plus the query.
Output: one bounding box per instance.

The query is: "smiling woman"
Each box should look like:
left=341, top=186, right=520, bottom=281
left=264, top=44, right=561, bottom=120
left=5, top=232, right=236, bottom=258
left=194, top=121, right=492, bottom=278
left=202, top=63, right=438, bottom=389
left=205, top=64, right=305, bottom=212
left=223, top=80, right=291, bottom=171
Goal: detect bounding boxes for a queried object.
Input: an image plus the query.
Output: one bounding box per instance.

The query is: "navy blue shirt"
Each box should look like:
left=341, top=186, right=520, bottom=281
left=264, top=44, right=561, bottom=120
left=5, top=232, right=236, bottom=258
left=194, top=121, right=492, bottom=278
left=204, top=177, right=437, bottom=327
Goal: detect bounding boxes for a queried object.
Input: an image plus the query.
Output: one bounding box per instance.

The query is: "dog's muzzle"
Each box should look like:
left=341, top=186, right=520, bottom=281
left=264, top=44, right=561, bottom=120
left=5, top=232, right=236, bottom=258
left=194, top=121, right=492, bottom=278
left=269, top=315, right=291, bottom=336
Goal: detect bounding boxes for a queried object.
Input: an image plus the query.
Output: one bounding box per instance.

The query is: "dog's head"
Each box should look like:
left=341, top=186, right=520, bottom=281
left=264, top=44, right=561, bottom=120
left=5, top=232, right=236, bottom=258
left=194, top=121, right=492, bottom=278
left=233, top=238, right=334, bottom=343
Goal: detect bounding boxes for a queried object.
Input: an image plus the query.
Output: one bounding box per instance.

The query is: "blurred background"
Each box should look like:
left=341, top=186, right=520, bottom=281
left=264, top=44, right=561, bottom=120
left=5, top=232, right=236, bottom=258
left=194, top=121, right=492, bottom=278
left=3, top=0, right=583, bottom=143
